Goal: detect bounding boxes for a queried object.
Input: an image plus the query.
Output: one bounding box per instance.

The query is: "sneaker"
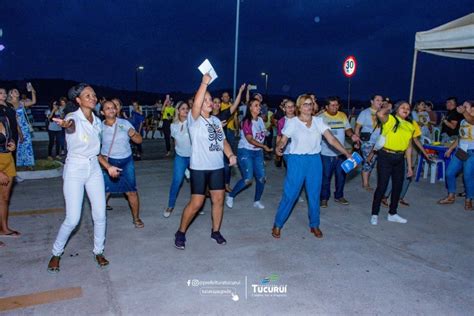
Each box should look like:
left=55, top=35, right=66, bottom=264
left=211, top=231, right=227, bottom=245
left=253, top=201, right=265, bottom=209
left=334, top=197, right=349, bottom=205
left=320, top=200, right=328, bottom=208
left=370, top=215, right=378, bottom=225
left=298, top=197, right=305, bottom=203
left=15, top=176, right=24, bottom=183
left=226, top=196, right=234, bottom=208
left=199, top=210, right=205, bottom=215
left=163, top=207, right=173, bottom=218
left=387, top=214, right=407, bottom=224
left=174, top=231, right=186, bottom=250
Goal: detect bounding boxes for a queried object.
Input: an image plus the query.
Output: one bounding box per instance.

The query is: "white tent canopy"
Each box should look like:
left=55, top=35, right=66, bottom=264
left=409, top=13, right=474, bottom=103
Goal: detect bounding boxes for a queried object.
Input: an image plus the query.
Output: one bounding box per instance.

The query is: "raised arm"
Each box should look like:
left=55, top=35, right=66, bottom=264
left=229, top=84, right=246, bottom=115
left=376, top=103, right=392, bottom=124
left=457, top=102, right=474, bottom=125
left=23, top=85, right=37, bottom=108
left=192, top=74, right=212, bottom=120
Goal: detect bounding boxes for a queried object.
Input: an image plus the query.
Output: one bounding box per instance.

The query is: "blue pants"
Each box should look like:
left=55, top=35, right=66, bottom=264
left=229, top=148, right=265, bottom=201
left=320, top=155, right=346, bottom=200
left=167, top=154, right=190, bottom=208
left=446, top=149, right=474, bottom=199
left=274, top=154, right=322, bottom=229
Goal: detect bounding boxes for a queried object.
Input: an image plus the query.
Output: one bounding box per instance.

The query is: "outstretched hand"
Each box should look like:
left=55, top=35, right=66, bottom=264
left=52, top=118, right=73, bottom=128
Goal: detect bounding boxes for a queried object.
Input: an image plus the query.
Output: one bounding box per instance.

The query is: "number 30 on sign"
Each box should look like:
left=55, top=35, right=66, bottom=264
left=343, top=56, right=357, bottom=78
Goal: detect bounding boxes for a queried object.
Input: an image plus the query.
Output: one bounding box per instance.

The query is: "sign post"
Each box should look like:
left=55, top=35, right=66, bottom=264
left=343, top=56, right=357, bottom=113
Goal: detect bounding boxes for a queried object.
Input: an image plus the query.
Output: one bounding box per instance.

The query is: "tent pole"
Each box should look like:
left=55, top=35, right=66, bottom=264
left=409, top=49, right=418, bottom=104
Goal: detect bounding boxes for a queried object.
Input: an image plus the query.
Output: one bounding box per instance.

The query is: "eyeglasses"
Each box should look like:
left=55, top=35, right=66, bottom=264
left=302, top=102, right=313, bottom=107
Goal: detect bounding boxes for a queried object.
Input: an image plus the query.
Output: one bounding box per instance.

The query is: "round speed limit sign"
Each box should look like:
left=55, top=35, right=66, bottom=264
left=343, top=56, right=357, bottom=78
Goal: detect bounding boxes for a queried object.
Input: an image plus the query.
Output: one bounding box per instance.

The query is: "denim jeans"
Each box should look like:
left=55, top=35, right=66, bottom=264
left=320, top=155, right=346, bottom=200
left=224, top=129, right=236, bottom=185
left=274, top=154, right=322, bottom=229
left=446, top=149, right=474, bottom=199
left=229, top=148, right=265, bottom=201
left=167, top=154, right=191, bottom=208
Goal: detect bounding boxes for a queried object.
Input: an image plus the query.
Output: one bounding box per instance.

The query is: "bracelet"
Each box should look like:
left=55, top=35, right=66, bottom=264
left=228, top=154, right=236, bottom=159
left=201, top=82, right=208, bottom=86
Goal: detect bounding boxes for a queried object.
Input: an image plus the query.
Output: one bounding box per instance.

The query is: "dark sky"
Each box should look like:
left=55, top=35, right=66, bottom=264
left=1, top=0, right=473, bottom=102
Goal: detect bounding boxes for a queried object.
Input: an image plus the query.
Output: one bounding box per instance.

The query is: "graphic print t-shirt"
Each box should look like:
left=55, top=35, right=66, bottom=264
left=187, top=112, right=225, bottom=170
left=238, top=117, right=266, bottom=150
left=320, top=111, right=351, bottom=156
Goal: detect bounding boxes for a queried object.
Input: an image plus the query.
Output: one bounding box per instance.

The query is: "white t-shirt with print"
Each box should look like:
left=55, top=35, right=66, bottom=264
left=100, top=118, right=134, bottom=159
left=282, top=116, right=329, bottom=154
left=356, top=107, right=380, bottom=142
left=238, top=117, right=266, bottom=151
left=459, top=119, right=474, bottom=151
left=187, top=112, right=226, bottom=170
left=65, top=108, right=102, bottom=159
left=320, top=111, right=351, bottom=156
left=171, top=120, right=192, bottom=157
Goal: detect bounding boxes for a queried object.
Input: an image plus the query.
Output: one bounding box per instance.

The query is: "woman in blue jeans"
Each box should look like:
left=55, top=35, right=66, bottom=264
left=226, top=98, right=272, bottom=209
left=163, top=102, right=191, bottom=217
left=438, top=101, right=474, bottom=210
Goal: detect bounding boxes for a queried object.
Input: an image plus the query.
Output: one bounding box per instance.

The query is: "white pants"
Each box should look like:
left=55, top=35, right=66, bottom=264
left=52, top=157, right=106, bottom=256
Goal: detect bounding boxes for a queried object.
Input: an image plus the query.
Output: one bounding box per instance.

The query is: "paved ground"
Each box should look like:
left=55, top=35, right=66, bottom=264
left=1, top=138, right=474, bottom=315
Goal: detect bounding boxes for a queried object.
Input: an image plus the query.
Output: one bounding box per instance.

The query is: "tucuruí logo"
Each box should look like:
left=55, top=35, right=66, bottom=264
left=251, top=274, right=288, bottom=296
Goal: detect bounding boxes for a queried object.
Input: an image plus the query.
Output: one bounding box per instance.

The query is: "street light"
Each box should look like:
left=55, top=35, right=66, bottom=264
left=261, top=72, right=269, bottom=97
left=135, top=66, right=144, bottom=98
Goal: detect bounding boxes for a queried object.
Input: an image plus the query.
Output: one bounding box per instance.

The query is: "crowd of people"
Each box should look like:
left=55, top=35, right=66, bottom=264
left=0, top=79, right=472, bottom=269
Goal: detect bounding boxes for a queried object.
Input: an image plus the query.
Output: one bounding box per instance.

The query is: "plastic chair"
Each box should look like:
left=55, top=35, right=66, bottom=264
left=431, top=127, right=441, bottom=142
left=422, top=159, right=445, bottom=183
left=420, top=135, right=432, bottom=145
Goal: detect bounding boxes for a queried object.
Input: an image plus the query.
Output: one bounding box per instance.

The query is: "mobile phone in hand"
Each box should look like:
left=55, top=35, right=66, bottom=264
left=26, top=82, right=32, bottom=92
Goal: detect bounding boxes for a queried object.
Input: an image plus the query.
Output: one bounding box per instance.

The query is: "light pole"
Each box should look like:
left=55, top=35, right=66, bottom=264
left=261, top=72, right=269, bottom=98
left=135, top=65, right=144, bottom=98
left=233, top=0, right=240, bottom=100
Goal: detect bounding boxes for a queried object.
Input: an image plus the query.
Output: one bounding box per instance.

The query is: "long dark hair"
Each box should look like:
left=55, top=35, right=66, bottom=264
left=241, top=98, right=260, bottom=128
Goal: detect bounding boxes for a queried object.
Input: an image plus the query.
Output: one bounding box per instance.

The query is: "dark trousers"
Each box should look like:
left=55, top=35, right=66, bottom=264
left=372, top=150, right=405, bottom=215
left=163, top=119, right=172, bottom=152
left=48, top=130, right=61, bottom=157
left=320, top=155, right=346, bottom=200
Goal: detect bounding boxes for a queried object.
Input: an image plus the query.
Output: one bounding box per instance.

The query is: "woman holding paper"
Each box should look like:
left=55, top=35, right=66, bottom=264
left=174, top=73, right=237, bottom=250
left=273, top=94, right=353, bottom=239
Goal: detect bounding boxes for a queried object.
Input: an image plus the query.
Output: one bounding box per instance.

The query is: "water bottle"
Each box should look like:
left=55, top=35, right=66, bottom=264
left=341, top=152, right=363, bottom=173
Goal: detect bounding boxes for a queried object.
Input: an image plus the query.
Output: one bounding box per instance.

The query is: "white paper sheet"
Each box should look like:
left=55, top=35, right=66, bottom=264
left=198, top=59, right=218, bottom=84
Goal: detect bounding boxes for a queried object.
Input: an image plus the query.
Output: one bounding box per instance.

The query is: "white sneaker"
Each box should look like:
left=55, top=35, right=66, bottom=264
left=298, top=197, right=305, bottom=202
left=226, top=196, right=234, bottom=208
left=387, top=214, right=407, bottom=224
left=370, top=215, right=378, bottom=225
left=163, top=208, right=173, bottom=218
left=15, top=175, right=25, bottom=183
left=253, top=201, right=265, bottom=209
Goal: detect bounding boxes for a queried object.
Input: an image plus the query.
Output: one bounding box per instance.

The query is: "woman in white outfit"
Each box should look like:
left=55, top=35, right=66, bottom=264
left=47, top=84, right=121, bottom=273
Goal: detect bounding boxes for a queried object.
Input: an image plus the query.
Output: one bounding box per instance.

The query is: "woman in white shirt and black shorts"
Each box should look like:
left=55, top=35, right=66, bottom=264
left=174, top=74, right=237, bottom=250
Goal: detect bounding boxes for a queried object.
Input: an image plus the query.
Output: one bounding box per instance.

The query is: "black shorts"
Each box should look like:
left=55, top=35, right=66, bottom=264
left=190, top=168, right=225, bottom=195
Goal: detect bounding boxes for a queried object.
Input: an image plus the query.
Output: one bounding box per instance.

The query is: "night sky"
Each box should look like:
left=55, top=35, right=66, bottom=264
left=1, top=0, right=473, bottom=103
